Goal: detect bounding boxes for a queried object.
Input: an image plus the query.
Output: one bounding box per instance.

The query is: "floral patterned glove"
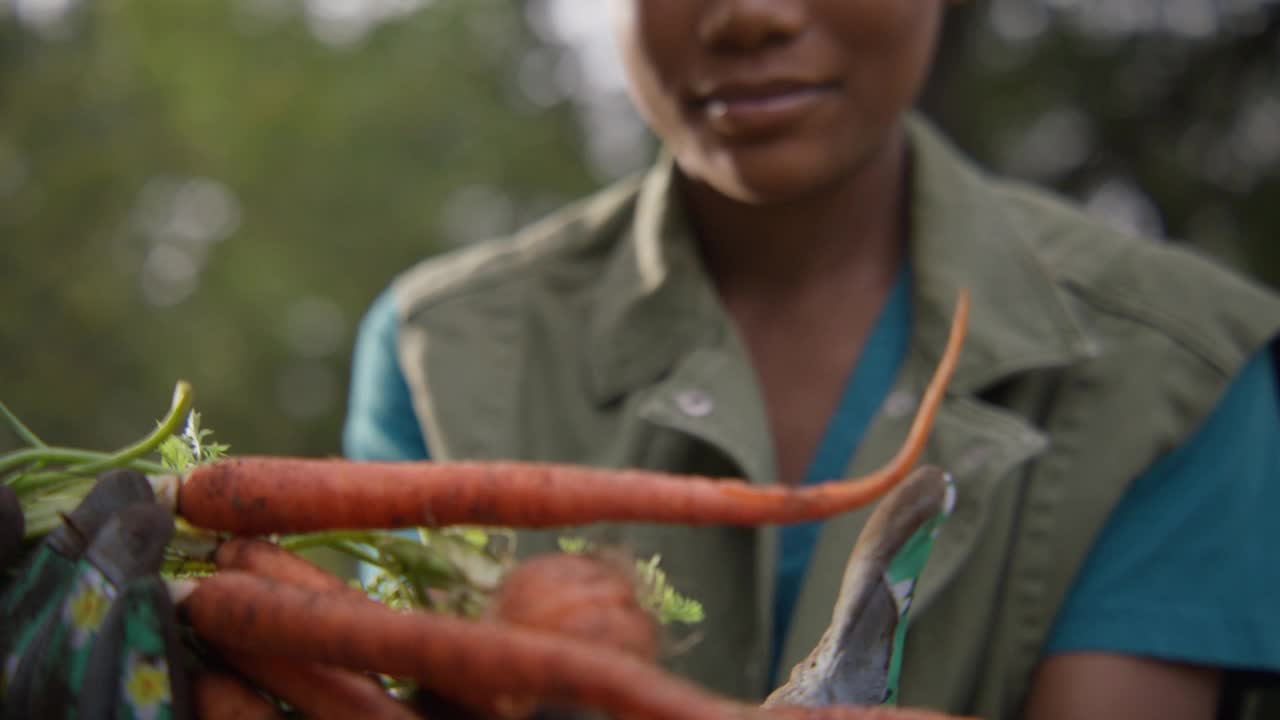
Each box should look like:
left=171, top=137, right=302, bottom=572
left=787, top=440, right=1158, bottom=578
left=0, top=469, right=193, bottom=720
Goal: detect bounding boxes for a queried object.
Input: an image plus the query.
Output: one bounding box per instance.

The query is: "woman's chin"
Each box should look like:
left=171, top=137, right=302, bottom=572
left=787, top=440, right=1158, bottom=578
left=668, top=108, right=911, bottom=206
left=682, top=140, right=863, bottom=207
left=714, top=160, right=845, bottom=207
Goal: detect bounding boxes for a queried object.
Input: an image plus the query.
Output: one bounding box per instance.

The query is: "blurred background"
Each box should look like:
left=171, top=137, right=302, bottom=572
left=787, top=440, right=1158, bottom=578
left=2, top=0, right=1277, bottom=458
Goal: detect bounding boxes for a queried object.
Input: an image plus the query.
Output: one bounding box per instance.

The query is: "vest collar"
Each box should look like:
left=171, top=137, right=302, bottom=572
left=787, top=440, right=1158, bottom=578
left=585, top=114, right=1097, bottom=406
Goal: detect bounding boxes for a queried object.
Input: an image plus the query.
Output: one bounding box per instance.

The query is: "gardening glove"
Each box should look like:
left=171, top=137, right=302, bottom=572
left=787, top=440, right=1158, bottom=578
left=1, top=468, right=155, bottom=704
left=764, top=465, right=955, bottom=709
left=0, top=485, right=22, bottom=577
left=0, top=469, right=194, bottom=720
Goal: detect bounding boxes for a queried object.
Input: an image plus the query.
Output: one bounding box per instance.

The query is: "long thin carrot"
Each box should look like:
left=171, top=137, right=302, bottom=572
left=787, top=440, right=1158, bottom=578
left=173, top=291, right=969, bottom=536
left=181, top=570, right=966, bottom=720
left=192, top=670, right=285, bottom=720
left=217, top=650, right=421, bottom=720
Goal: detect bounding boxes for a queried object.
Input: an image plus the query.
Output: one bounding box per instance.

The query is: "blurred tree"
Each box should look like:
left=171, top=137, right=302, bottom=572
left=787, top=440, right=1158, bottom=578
left=1, top=0, right=1276, bottom=458
left=1, top=0, right=598, bottom=455
left=923, top=0, right=1280, bottom=284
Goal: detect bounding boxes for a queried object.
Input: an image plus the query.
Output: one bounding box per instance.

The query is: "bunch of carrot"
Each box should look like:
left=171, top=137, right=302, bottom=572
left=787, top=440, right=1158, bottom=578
left=164, top=291, right=971, bottom=720
left=161, top=291, right=968, bottom=537
left=181, top=538, right=968, bottom=720
left=185, top=538, right=422, bottom=719
left=6, top=291, right=971, bottom=720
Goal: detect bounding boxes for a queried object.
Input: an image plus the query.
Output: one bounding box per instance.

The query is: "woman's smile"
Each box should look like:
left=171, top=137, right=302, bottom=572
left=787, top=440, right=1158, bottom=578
left=690, top=79, right=841, bottom=141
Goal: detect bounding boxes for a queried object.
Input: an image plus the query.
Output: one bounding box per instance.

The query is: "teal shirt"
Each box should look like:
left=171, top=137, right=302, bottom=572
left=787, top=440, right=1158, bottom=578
left=344, top=279, right=1280, bottom=678
left=1045, top=344, right=1280, bottom=669
left=769, top=265, right=913, bottom=683
left=343, top=289, right=428, bottom=462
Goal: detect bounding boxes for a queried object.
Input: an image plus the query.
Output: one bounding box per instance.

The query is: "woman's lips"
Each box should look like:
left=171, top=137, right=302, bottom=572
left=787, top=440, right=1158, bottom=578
left=694, top=82, right=837, bottom=139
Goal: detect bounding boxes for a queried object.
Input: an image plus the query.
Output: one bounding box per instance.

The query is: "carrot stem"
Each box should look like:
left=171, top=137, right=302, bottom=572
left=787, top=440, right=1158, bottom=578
left=0, top=399, right=47, bottom=448
left=4, top=381, right=191, bottom=504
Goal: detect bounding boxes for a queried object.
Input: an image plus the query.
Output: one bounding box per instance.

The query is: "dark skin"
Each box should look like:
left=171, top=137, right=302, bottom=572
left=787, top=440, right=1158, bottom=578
left=613, top=1, right=1222, bottom=718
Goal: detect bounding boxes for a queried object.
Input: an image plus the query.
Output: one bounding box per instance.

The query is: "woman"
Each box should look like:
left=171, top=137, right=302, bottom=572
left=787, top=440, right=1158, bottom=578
left=343, top=2, right=1280, bottom=718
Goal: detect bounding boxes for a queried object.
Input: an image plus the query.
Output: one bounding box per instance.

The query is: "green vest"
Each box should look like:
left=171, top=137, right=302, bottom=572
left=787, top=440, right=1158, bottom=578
left=389, top=117, right=1280, bottom=718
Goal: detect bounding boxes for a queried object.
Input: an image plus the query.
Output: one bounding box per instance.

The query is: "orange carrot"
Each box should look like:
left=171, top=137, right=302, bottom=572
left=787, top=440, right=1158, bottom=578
left=181, top=570, right=966, bottom=720
left=211, top=540, right=412, bottom=716
left=174, top=291, right=968, bottom=536
left=214, top=537, right=370, bottom=601
left=217, top=650, right=421, bottom=720
left=184, top=571, right=747, bottom=717
left=184, top=570, right=732, bottom=720
left=480, top=552, right=659, bottom=719
left=192, top=669, right=285, bottom=720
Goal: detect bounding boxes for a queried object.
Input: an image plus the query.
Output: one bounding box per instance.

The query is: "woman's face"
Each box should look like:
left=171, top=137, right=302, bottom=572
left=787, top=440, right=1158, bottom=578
left=614, top=0, right=947, bottom=203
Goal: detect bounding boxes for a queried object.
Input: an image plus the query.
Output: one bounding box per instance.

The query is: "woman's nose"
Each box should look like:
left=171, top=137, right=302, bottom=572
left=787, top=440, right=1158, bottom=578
left=696, top=0, right=806, bottom=53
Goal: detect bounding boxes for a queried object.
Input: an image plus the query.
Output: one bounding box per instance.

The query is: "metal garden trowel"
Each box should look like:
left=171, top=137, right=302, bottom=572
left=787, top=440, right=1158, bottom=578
left=765, top=465, right=955, bottom=709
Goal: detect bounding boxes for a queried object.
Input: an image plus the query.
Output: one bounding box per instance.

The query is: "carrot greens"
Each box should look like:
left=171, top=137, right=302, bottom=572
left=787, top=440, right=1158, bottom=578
left=558, top=537, right=705, bottom=626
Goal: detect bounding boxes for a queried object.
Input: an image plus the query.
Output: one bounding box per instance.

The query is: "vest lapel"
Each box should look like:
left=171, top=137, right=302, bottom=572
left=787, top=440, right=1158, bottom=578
left=775, top=116, right=1098, bottom=690
left=776, top=348, right=1051, bottom=684
left=637, top=340, right=780, bottom=695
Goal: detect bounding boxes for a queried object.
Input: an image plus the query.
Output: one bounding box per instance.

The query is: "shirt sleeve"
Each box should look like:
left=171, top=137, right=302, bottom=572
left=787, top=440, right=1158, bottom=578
left=1044, top=345, right=1280, bottom=672
left=342, top=287, right=431, bottom=461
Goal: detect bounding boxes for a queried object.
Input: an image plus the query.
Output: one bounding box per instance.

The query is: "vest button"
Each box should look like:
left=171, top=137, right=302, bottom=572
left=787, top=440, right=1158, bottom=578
left=675, top=389, right=714, bottom=418
left=883, top=389, right=917, bottom=419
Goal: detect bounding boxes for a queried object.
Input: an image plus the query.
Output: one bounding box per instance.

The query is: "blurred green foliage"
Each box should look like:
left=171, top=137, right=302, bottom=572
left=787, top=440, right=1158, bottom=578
left=1, top=0, right=1276, bottom=458
left=924, top=2, right=1280, bottom=284
left=1, top=0, right=597, bottom=455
